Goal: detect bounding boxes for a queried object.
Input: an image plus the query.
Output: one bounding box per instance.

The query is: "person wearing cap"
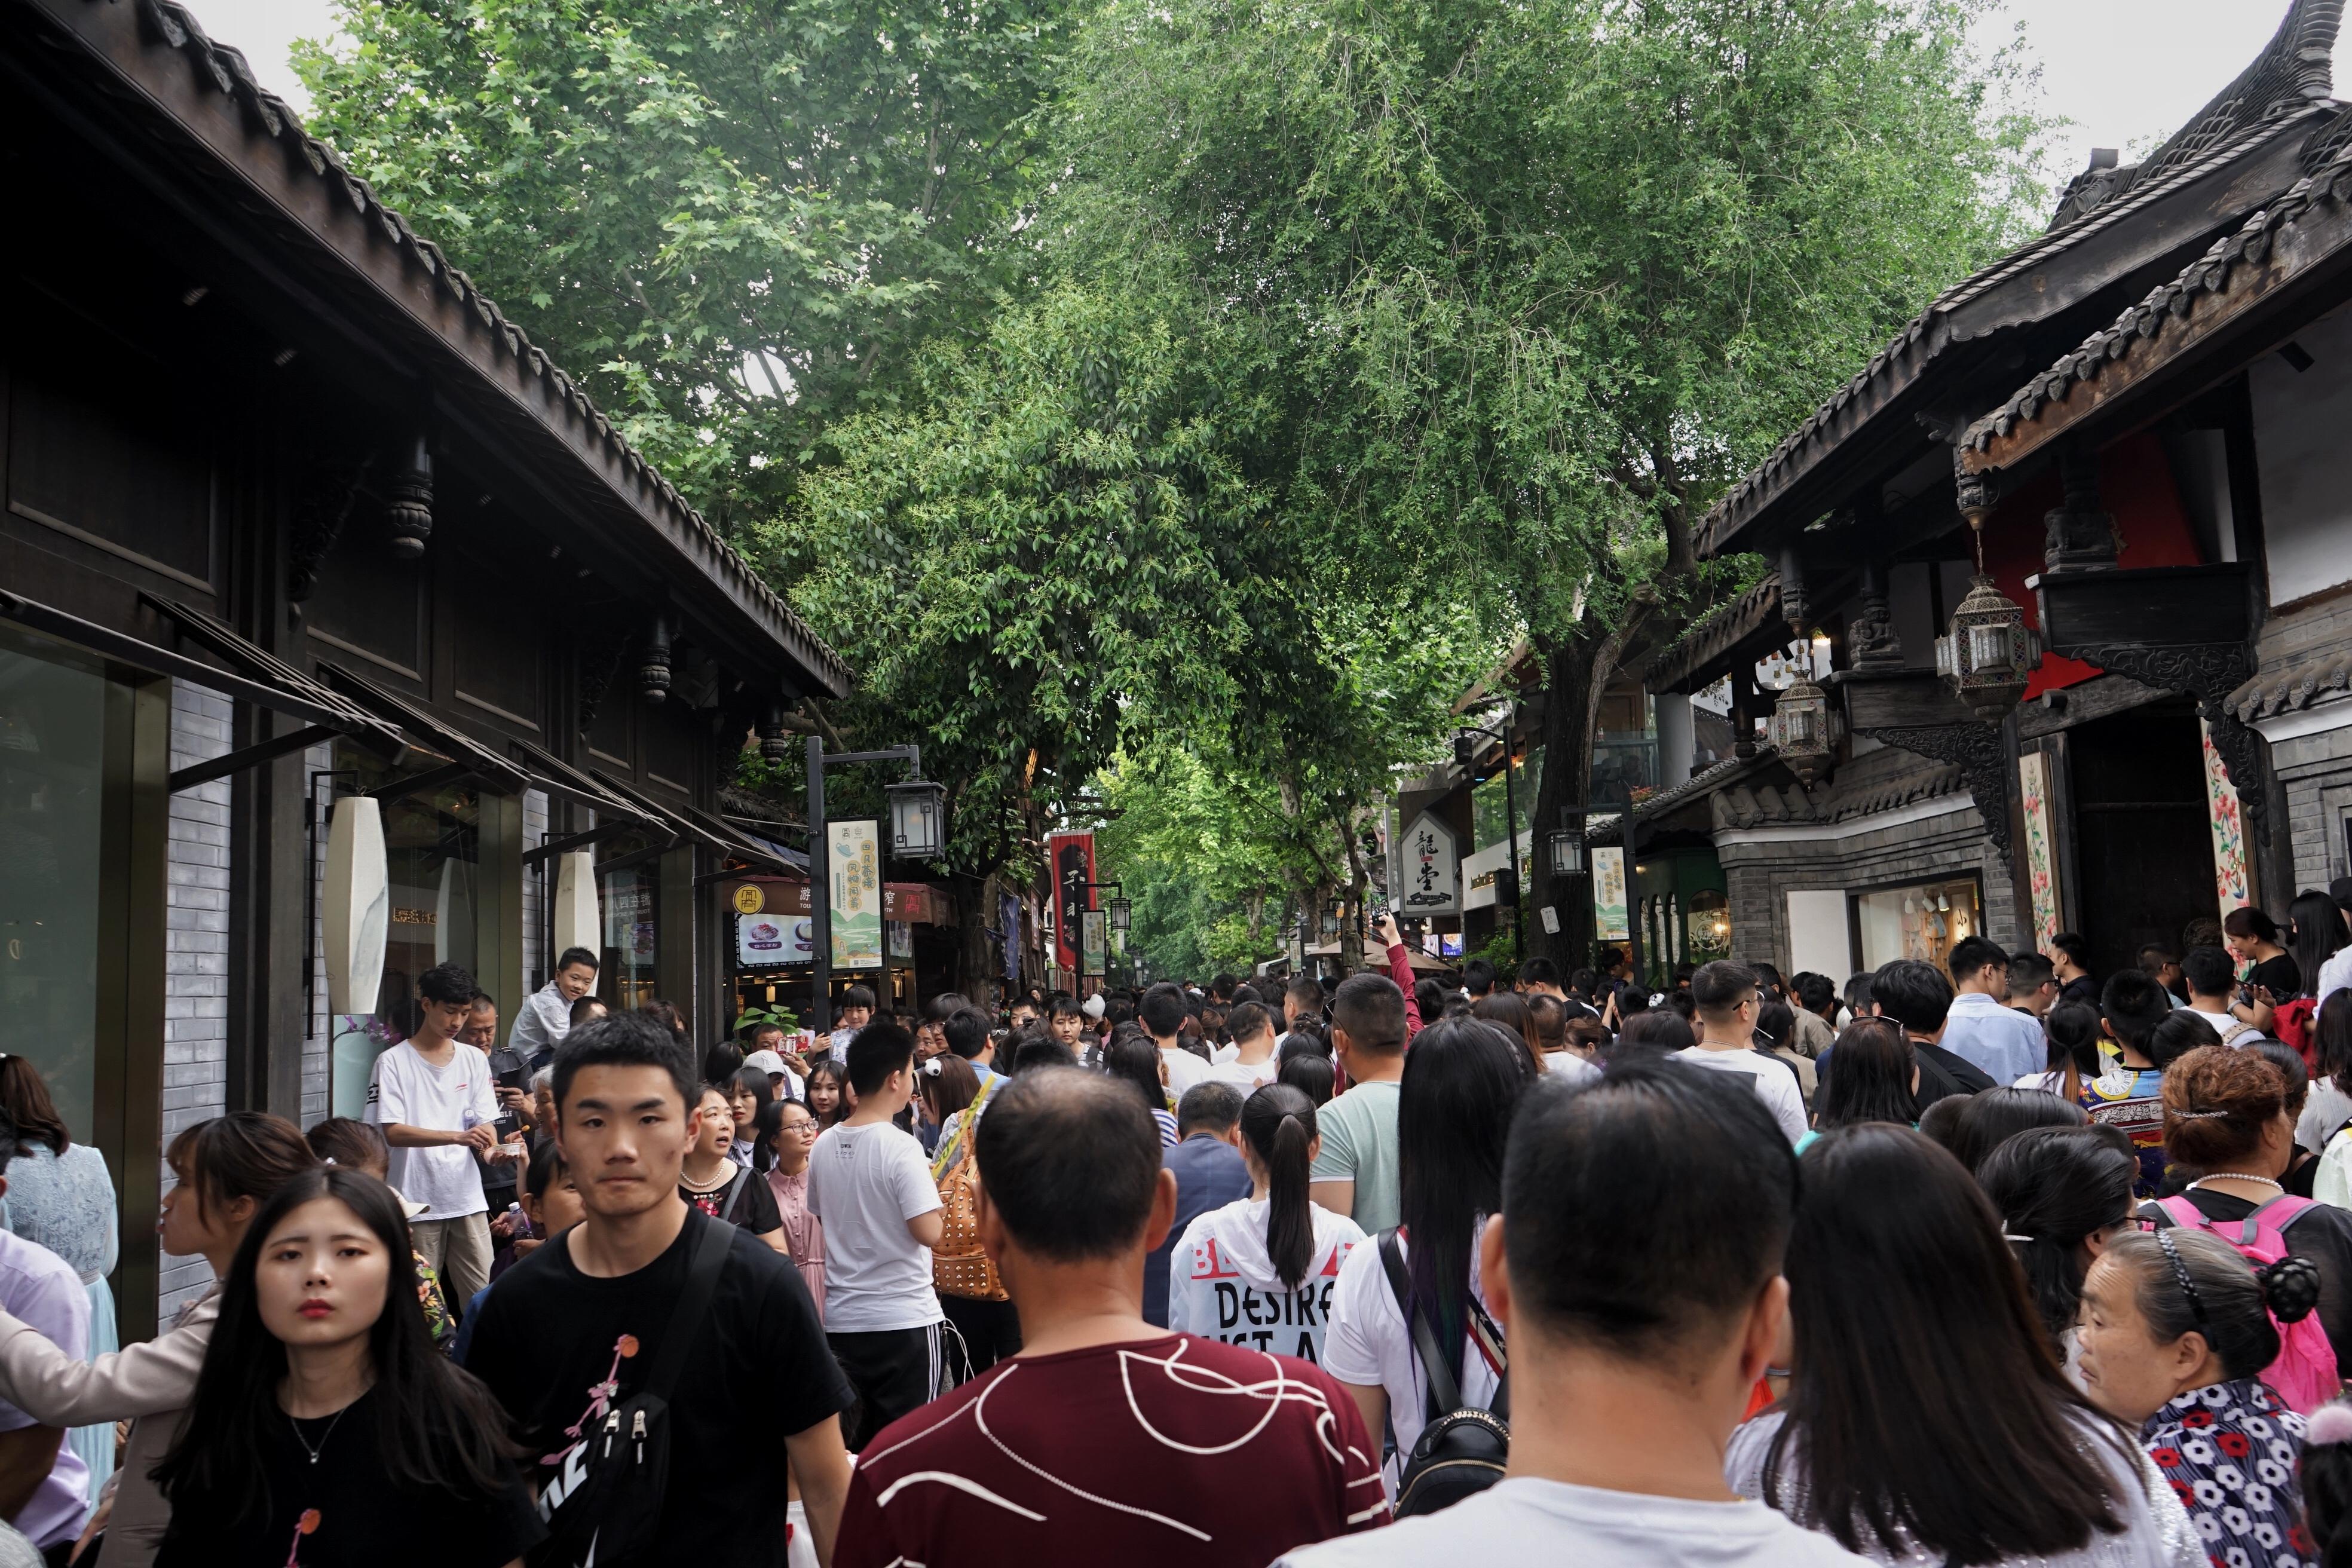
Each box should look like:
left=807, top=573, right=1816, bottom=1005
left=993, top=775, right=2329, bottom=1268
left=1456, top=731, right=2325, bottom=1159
left=2319, top=877, right=2352, bottom=1009
left=743, top=1048, right=805, bottom=1102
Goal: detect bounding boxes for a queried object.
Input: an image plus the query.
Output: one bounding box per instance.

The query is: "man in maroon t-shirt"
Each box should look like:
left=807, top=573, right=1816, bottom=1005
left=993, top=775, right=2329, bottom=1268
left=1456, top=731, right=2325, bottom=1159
left=835, top=1068, right=1387, bottom=1567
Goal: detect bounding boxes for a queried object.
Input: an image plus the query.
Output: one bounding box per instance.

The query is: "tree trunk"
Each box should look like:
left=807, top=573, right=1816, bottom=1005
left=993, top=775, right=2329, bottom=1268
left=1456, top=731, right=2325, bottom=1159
left=1532, top=633, right=1601, bottom=972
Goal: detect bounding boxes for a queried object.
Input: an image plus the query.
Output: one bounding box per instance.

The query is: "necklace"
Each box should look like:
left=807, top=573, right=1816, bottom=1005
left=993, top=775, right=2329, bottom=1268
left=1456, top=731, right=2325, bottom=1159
left=289, top=1403, right=353, bottom=1466
left=2188, top=1172, right=2284, bottom=1192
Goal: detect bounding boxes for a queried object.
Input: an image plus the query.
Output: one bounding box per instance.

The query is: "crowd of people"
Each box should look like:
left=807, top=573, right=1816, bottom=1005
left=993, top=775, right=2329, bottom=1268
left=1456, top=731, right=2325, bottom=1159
left=9, top=891, right=2352, bottom=1564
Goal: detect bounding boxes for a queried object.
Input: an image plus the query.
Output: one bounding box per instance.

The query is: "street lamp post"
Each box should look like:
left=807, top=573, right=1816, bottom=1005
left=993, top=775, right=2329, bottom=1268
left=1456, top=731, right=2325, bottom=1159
left=807, top=734, right=945, bottom=1034
left=1455, top=703, right=1524, bottom=963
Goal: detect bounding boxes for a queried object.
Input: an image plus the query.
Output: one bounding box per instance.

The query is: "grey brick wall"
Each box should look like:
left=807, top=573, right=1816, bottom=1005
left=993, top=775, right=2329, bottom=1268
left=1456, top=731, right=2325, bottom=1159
left=1717, top=801, right=2020, bottom=976
left=2267, top=716, right=2352, bottom=892
left=160, top=681, right=233, bottom=1319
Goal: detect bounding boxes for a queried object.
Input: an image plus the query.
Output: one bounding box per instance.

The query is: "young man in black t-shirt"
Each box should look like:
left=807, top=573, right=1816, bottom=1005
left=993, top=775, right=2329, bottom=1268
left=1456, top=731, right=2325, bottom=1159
left=464, top=1012, right=855, bottom=1567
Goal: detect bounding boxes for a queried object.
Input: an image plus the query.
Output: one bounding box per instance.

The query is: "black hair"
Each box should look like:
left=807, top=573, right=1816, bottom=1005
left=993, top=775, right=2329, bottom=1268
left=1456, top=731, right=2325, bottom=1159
left=153, top=1167, right=523, bottom=1527
left=0, top=1111, right=21, bottom=1171
left=918, top=1054, right=980, bottom=1126
left=164, top=1113, right=320, bottom=1228
left=1754, top=1000, right=1794, bottom=1051
left=729, top=1065, right=775, bottom=1119
left=943, top=1007, right=991, bottom=1061
left=0, top=1064, right=67, bottom=1159
left=1226, top=1002, right=1275, bottom=1044
left=1103, top=1035, right=1166, bottom=1113
left=304, top=1117, right=390, bottom=1178
left=1175, top=1082, right=1245, bottom=1134
left=1397, top=1018, right=1527, bottom=1385
left=2182, top=944, right=2237, bottom=1000
left=1328, top=972, right=1405, bottom=1053
left=1753, top=961, right=1785, bottom=997
left=1916, top=1093, right=1971, bottom=1152
left=2048, top=932, right=2089, bottom=967
left=1977, top=1126, right=2137, bottom=1355
left=702, top=1042, right=746, bottom=1084
left=2005, top=952, right=2054, bottom=998
left=1612, top=1009, right=1695, bottom=1056
left=2254, top=1039, right=2312, bottom=1121
left=1503, top=1059, right=1792, bottom=1362
left=1140, top=983, right=1189, bottom=1039
left=2102, top=1229, right=2320, bottom=1380
left=2292, top=889, right=2348, bottom=1000
left=2040, top=1002, right=2103, bottom=1100
left=840, top=983, right=877, bottom=1012
left=1277, top=1052, right=1334, bottom=1106
left=1843, top=972, right=1875, bottom=1015
left=1814, top=1020, right=1915, bottom=1131
left=1285, top=975, right=1327, bottom=1014
left=1211, top=973, right=1237, bottom=1000
left=555, top=947, right=599, bottom=974
left=2319, top=991, right=2352, bottom=1099
left=1518, top=956, right=1561, bottom=988
left=1871, top=959, right=1953, bottom=1033
left=972, top=1069, right=1162, bottom=1260
left=552, top=1010, right=697, bottom=1113
left=2300, top=1407, right=2352, bottom=1568
left=1796, top=972, right=1837, bottom=1015
left=1413, top=978, right=1446, bottom=1027
left=1049, top=995, right=1085, bottom=1021
left=802, top=1059, right=847, bottom=1128
left=1462, top=958, right=1496, bottom=997
left=921, top=992, right=973, bottom=1027
left=1470, top=993, right=1543, bottom=1077
left=2097, top=969, right=2172, bottom=1056
left=567, top=993, right=607, bottom=1028
left=1947, top=935, right=2008, bottom=984
left=1015, top=1037, right=1079, bottom=1073
left=1240, top=1084, right=1320, bottom=1291
left=2225, top=905, right=2282, bottom=945
left=2147, top=1007, right=2222, bottom=1070
left=845, top=1021, right=916, bottom=1097
left=525, top=1137, right=570, bottom=1204
left=416, top=962, right=477, bottom=1007
left=1947, top=1086, right=2085, bottom=1174
left=1762, top=1126, right=2129, bottom=1562
left=1689, top=960, right=1758, bottom=1019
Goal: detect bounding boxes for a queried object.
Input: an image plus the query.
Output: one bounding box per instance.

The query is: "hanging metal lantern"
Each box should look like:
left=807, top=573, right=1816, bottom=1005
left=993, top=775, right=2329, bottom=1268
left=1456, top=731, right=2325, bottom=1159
left=1546, top=826, right=1585, bottom=878
left=1768, top=672, right=1839, bottom=788
left=1935, top=575, right=2041, bottom=724
left=884, top=776, right=947, bottom=858
left=1110, top=896, right=1132, bottom=933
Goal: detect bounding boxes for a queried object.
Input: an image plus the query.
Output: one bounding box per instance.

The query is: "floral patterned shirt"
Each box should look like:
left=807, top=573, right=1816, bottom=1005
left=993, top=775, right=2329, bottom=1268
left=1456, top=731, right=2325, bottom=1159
left=2140, top=1378, right=2311, bottom=1567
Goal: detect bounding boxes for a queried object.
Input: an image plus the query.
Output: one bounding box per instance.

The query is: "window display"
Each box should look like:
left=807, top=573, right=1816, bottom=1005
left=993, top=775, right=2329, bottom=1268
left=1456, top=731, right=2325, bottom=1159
left=1853, top=877, right=1982, bottom=974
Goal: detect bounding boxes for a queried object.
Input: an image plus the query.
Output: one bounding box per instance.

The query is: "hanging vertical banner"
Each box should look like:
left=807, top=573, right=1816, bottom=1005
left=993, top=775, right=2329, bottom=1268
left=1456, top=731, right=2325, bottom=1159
left=2017, top=751, right=2063, bottom=949
left=1049, top=831, right=1096, bottom=975
left=1081, top=909, right=1108, bottom=977
left=1400, top=810, right=1461, bottom=917
left=1000, top=892, right=1023, bottom=990
left=1592, top=846, right=1630, bottom=941
left=2201, top=718, right=2252, bottom=920
left=829, top=819, right=883, bottom=970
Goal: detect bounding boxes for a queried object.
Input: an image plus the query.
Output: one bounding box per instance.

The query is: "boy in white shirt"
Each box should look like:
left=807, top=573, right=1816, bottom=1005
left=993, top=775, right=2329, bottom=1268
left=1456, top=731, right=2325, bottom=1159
left=1203, top=1001, right=1282, bottom=1092
left=1673, top=961, right=1808, bottom=1146
left=366, top=961, right=502, bottom=1302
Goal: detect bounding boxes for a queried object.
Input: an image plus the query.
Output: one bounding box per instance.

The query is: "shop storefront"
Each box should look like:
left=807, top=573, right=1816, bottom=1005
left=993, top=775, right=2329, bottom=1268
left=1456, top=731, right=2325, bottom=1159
left=721, top=876, right=953, bottom=1023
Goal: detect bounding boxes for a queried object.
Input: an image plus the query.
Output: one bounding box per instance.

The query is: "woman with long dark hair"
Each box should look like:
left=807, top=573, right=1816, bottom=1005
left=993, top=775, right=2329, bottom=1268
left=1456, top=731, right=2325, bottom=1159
left=1609, top=1009, right=1694, bottom=1058
left=804, top=1060, right=850, bottom=1131
left=1104, top=1035, right=1177, bottom=1146
left=2019, top=1001, right=2104, bottom=1102
left=2226, top=905, right=2301, bottom=999
left=0, top=1112, right=314, bottom=1568
left=1168, top=1085, right=1364, bottom=1365
left=2301, top=991, right=2352, bottom=1156
left=1278, top=1052, right=1336, bottom=1107
left=1730, top=1125, right=2191, bottom=1564
left=1976, top=1126, right=2137, bottom=1374
left=1947, top=1086, right=2087, bottom=1175
left=152, top=1166, right=539, bottom=1567
left=1324, top=1018, right=1525, bottom=1496
left=1469, top=993, right=1543, bottom=1078
left=1809, top=1019, right=1915, bottom=1143
left=2289, top=889, right=2348, bottom=1003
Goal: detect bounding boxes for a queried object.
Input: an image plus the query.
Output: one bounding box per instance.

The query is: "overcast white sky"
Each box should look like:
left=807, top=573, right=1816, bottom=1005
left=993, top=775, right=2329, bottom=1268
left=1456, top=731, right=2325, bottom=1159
left=189, top=0, right=2317, bottom=181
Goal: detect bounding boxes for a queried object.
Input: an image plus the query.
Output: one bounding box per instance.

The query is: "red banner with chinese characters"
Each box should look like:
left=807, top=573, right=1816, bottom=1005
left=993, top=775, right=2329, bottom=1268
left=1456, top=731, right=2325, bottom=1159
left=1048, top=831, right=1096, bottom=975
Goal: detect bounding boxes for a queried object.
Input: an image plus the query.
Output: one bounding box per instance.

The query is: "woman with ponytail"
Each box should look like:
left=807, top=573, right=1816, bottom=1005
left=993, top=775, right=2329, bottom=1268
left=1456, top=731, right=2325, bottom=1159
left=2080, top=1228, right=2323, bottom=1565
left=1976, top=1126, right=2139, bottom=1377
left=1167, top=1084, right=1365, bottom=1367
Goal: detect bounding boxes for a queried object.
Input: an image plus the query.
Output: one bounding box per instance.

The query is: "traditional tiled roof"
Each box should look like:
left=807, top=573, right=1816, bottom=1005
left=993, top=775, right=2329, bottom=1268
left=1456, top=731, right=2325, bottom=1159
left=1694, top=0, right=2342, bottom=559
left=2225, top=654, right=2352, bottom=721
left=1712, top=760, right=1968, bottom=831
left=1644, top=574, right=1783, bottom=693
left=1962, top=102, right=2352, bottom=458
left=75, top=0, right=850, bottom=696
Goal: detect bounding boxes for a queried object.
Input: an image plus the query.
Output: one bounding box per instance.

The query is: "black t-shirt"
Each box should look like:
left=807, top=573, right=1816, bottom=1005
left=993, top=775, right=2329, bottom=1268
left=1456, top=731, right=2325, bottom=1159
left=2248, top=953, right=2304, bottom=999
left=2143, top=1187, right=2352, bottom=1369
left=463, top=1210, right=852, bottom=1568
left=1910, top=1040, right=1996, bottom=1114
left=681, top=1168, right=783, bottom=1235
left=154, top=1389, right=542, bottom=1568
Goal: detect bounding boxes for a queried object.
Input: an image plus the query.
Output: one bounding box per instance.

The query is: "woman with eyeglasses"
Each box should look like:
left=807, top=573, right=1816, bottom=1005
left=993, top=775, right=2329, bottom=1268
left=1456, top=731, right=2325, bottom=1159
left=764, top=1100, right=827, bottom=1318
left=679, top=1085, right=789, bottom=1254
left=2077, top=1229, right=2320, bottom=1566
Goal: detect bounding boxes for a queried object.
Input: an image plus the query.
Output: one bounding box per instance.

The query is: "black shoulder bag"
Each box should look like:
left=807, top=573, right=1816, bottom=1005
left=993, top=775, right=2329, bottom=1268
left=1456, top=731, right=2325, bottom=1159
left=532, top=1217, right=734, bottom=1567
left=1377, top=1229, right=1508, bottom=1517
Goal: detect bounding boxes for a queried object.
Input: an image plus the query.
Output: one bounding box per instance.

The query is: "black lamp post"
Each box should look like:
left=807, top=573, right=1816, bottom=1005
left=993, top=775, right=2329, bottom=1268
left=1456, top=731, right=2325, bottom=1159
left=807, top=735, right=944, bottom=1033
left=1454, top=703, right=1524, bottom=963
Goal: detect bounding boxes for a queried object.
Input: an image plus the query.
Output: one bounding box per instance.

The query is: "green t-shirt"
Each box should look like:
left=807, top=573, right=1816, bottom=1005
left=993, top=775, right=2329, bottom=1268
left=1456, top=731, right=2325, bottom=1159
left=1310, top=1079, right=1402, bottom=1233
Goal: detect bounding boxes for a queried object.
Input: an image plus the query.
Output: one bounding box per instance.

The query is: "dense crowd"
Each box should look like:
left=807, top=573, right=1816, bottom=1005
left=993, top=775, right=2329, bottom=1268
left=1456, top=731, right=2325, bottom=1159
left=7, top=892, right=2352, bottom=1565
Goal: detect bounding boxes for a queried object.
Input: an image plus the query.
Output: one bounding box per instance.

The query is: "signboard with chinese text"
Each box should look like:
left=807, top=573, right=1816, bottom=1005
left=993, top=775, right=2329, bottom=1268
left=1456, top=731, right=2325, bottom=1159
left=1049, top=831, right=1097, bottom=973
left=1399, top=810, right=1460, bottom=917
left=828, top=820, right=883, bottom=970
left=735, top=914, right=813, bottom=968
left=1081, top=909, right=1108, bottom=977
left=1592, top=846, right=1630, bottom=942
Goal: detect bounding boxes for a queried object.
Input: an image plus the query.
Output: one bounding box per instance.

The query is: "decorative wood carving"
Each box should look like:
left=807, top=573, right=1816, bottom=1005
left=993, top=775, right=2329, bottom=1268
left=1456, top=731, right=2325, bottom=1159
left=1853, top=719, right=2013, bottom=866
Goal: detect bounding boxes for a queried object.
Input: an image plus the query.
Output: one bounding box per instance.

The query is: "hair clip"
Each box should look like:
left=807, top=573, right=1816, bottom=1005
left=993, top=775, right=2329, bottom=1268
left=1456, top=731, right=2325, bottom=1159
left=321, top=1156, right=337, bottom=1166
left=2308, top=1402, right=2352, bottom=1446
left=2156, top=1229, right=2210, bottom=1331
left=2170, top=1108, right=2231, bottom=1119
left=2001, top=1232, right=2038, bottom=1244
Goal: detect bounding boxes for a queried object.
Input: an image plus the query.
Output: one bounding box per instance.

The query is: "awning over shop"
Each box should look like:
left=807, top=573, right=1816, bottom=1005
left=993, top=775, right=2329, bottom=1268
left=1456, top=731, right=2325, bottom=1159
left=316, top=661, right=532, bottom=801
left=507, top=738, right=671, bottom=865
left=720, top=875, right=956, bottom=926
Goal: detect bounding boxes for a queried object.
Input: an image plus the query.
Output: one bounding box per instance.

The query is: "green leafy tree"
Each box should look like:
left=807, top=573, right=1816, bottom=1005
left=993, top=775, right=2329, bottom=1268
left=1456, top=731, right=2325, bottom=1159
left=297, top=0, right=1067, bottom=523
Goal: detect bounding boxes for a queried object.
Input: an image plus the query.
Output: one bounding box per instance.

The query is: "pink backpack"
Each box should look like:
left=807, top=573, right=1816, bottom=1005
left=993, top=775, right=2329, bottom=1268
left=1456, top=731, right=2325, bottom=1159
left=2155, top=1193, right=2341, bottom=1413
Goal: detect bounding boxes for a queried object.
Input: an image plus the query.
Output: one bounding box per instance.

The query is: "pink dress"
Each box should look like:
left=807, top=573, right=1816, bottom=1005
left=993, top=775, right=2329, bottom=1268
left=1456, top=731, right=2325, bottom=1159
left=767, top=1165, right=826, bottom=1319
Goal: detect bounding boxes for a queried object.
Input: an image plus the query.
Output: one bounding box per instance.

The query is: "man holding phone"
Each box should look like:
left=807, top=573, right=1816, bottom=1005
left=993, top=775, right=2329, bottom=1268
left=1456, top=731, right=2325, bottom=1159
left=464, top=991, right=532, bottom=1244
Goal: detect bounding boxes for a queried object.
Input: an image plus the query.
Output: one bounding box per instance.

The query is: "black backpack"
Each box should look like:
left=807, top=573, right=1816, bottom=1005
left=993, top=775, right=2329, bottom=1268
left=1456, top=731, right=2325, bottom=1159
left=532, top=1218, right=733, bottom=1568
left=1377, top=1230, right=1508, bottom=1517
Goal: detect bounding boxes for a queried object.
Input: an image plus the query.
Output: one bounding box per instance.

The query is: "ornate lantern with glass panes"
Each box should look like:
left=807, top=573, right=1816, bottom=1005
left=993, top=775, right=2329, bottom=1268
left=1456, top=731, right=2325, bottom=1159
left=884, top=776, right=947, bottom=858
left=1768, top=628, right=1839, bottom=788
left=1546, top=823, right=1585, bottom=879
left=1936, top=479, right=2041, bottom=724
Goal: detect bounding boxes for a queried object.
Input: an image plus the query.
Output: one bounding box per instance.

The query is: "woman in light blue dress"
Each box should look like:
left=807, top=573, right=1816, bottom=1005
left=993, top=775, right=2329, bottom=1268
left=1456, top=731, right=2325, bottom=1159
left=0, top=1059, right=118, bottom=1506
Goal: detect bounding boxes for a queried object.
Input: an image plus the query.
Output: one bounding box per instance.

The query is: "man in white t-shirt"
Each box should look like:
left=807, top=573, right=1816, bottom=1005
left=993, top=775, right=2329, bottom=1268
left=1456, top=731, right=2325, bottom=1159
left=1673, top=961, right=1808, bottom=1146
left=1142, top=983, right=1211, bottom=1098
left=1282, top=1061, right=1863, bottom=1568
left=1203, top=1000, right=1281, bottom=1093
left=2185, top=945, right=2268, bottom=1045
left=366, top=961, right=502, bottom=1302
left=806, top=1020, right=946, bottom=1450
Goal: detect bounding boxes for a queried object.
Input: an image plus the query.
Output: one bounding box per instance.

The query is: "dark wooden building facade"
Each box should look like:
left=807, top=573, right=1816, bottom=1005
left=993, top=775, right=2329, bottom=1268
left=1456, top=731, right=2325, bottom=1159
left=0, top=0, right=850, bottom=1330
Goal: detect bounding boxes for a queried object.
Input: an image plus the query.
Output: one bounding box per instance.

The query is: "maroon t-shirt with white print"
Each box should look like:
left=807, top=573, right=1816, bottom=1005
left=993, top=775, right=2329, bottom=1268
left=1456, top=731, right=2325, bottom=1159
left=835, top=1334, right=1388, bottom=1567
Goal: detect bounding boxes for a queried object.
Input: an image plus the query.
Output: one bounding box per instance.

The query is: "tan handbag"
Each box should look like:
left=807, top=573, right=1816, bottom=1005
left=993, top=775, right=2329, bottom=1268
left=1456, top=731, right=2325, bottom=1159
left=931, top=1089, right=1008, bottom=1302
